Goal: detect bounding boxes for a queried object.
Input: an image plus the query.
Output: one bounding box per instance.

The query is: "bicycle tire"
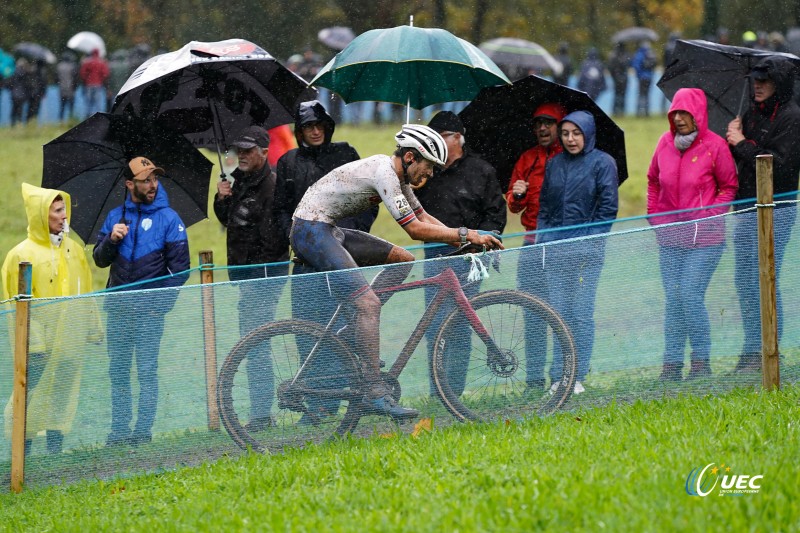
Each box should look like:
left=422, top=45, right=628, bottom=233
left=217, top=319, right=362, bottom=453
left=431, top=290, right=576, bottom=422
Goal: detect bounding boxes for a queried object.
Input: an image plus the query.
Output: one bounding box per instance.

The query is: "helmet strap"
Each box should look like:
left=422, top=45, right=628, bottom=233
left=401, top=151, right=412, bottom=184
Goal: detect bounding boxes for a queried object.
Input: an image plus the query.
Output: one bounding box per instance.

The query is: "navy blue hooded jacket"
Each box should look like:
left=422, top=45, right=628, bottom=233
left=536, top=110, right=619, bottom=244
left=93, top=185, right=190, bottom=304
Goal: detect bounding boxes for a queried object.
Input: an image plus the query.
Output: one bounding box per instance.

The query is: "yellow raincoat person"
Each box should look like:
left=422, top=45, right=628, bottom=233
left=2, top=183, right=102, bottom=453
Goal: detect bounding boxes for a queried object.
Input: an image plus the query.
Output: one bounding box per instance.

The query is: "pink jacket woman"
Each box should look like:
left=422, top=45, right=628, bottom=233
left=647, top=88, right=738, bottom=247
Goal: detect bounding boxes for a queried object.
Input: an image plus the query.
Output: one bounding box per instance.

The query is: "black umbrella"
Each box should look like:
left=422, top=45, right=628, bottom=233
left=611, top=27, right=658, bottom=44
left=318, top=26, right=355, bottom=51
left=13, top=42, right=56, bottom=64
left=657, top=39, right=800, bottom=137
left=459, top=75, right=628, bottom=192
left=112, top=39, right=315, bottom=176
left=42, top=113, right=213, bottom=243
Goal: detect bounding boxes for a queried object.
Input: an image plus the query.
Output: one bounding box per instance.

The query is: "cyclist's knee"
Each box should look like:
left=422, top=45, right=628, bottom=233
left=387, top=246, right=415, bottom=263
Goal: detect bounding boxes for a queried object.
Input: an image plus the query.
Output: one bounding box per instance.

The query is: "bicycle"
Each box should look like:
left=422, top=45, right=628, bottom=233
left=217, top=248, right=577, bottom=453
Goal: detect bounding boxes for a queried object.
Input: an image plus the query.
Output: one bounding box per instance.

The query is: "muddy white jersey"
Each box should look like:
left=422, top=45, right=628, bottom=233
left=293, top=154, right=423, bottom=226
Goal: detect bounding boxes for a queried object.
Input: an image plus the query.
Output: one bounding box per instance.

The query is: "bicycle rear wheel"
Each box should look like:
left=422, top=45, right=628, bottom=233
left=217, top=319, right=362, bottom=453
left=431, top=290, right=576, bottom=422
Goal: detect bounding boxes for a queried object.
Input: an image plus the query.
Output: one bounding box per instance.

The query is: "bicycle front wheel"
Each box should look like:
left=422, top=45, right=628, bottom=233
left=217, top=319, right=362, bottom=453
left=431, top=290, right=576, bottom=422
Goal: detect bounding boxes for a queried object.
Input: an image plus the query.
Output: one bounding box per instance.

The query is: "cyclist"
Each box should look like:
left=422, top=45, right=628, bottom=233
left=290, top=124, right=503, bottom=419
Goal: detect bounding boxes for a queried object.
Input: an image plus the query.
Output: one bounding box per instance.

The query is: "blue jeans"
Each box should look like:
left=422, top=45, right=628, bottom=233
left=733, top=207, right=797, bottom=354
left=86, top=85, right=105, bottom=116
left=106, top=307, right=166, bottom=439
left=423, top=247, right=480, bottom=396
left=543, top=241, right=606, bottom=382
left=516, top=242, right=550, bottom=385
left=658, top=244, right=725, bottom=364
left=234, top=264, right=288, bottom=420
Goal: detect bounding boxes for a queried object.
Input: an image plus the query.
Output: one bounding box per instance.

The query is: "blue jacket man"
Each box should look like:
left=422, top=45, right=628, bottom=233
left=93, top=156, right=190, bottom=447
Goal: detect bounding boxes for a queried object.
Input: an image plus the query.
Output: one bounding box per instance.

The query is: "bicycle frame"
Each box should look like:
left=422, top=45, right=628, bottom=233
left=292, top=265, right=503, bottom=387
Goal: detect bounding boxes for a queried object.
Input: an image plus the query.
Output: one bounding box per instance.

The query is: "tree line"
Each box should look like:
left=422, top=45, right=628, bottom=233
left=2, top=0, right=799, bottom=63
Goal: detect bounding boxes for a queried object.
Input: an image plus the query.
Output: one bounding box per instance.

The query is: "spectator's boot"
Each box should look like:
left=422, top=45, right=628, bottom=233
left=733, top=353, right=761, bottom=373
left=658, top=362, right=683, bottom=382
left=46, top=430, right=63, bottom=454
left=686, top=358, right=712, bottom=380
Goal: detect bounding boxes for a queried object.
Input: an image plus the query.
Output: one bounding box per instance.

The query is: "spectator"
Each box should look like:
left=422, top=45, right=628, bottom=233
left=717, top=27, right=731, bottom=45
left=26, top=60, right=47, bottom=124
left=415, top=111, right=506, bottom=395
left=753, top=31, right=770, bottom=51
left=553, top=42, right=573, bottom=86
left=107, top=49, right=132, bottom=112
left=662, top=32, right=681, bottom=113
left=608, top=42, right=631, bottom=116
left=741, top=31, right=757, bottom=48
left=506, top=102, right=566, bottom=388
left=274, top=101, right=372, bottom=422
left=295, top=47, right=323, bottom=83
left=214, top=126, right=289, bottom=432
left=577, top=47, right=607, bottom=101
left=9, top=58, right=30, bottom=126
left=266, top=124, right=297, bottom=168
left=726, top=56, right=800, bottom=372
left=93, top=157, right=190, bottom=446
left=2, top=184, right=101, bottom=454
left=56, top=52, right=79, bottom=122
left=537, top=111, right=618, bottom=394
left=769, top=31, right=789, bottom=53
left=80, top=49, right=110, bottom=115
left=632, top=41, right=657, bottom=117
left=647, top=89, right=738, bottom=381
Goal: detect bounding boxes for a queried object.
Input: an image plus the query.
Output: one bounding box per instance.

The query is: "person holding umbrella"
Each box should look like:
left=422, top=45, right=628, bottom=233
left=537, top=111, right=619, bottom=395
left=93, top=157, right=190, bottom=447
left=506, top=102, right=566, bottom=389
left=648, top=88, right=738, bottom=381
left=214, top=126, right=289, bottom=432
left=726, top=56, right=800, bottom=372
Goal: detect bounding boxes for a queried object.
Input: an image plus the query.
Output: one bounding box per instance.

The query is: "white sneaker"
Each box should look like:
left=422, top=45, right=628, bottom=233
left=573, top=381, right=585, bottom=395
left=549, top=382, right=559, bottom=395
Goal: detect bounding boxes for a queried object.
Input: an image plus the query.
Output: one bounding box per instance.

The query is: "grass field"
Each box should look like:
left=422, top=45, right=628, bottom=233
left=2, top=118, right=798, bottom=528
left=1, top=385, right=797, bottom=530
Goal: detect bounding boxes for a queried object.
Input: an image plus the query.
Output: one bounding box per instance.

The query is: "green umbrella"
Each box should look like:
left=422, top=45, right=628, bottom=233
left=310, top=25, right=510, bottom=110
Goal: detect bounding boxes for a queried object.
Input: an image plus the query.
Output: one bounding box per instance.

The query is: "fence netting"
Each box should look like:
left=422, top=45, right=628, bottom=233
left=1, top=206, right=798, bottom=489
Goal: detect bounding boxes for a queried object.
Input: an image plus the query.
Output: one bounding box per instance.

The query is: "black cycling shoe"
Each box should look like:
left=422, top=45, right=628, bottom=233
left=363, top=395, right=419, bottom=420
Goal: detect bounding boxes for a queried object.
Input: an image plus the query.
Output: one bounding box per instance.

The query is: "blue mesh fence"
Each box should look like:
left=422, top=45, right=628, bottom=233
left=1, top=205, right=798, bottom=489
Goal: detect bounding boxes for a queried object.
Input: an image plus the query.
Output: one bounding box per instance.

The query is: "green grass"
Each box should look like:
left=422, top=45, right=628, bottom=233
left=1, top=385, right=797, bottom=530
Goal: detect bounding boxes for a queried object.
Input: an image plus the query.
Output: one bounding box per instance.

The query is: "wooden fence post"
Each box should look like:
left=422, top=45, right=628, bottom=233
left=11, top=262, right=32, bottom=493
left=755, top=155, right=779, bottom=390
left=200, top=251, right=220, bottom=431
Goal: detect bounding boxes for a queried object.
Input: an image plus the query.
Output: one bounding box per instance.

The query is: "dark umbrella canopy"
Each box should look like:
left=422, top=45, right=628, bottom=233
left=612, top=27, right=658, bottom=44
left=13, top=42, right=56, bottom=64
left=42, top=113, right=213, bottom=243
left=460, top=75, right=627, bottom=191
left=657, top=39, right=800, bottom=137
left=112, top=39, right=315, bottom=151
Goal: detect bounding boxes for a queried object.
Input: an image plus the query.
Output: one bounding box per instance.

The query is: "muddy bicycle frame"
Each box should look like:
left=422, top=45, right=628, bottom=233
left=291, top=264, right=507, bottom=389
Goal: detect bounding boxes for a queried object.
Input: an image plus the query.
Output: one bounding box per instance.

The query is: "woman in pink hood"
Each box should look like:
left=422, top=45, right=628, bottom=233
left=647, top=87, right=738, bottom=381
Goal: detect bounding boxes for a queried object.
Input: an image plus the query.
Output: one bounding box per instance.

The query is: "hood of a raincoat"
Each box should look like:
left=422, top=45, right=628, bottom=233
left=751, top=56, right=797, bottom=104
left=558, top=110, right=596, bottom=153
left=667, top=87, right=708, bottom=136
left=23, top=182, right=71, bottom=246
left=294, top=100, right=335, bottom=145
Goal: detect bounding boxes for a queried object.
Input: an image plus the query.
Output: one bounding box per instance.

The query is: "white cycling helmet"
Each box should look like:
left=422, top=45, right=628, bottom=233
left=395, top=124, right=448, bottom=168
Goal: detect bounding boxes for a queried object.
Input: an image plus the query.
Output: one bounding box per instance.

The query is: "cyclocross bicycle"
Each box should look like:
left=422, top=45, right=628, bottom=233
left=217, top=250, right=577, bottom=453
